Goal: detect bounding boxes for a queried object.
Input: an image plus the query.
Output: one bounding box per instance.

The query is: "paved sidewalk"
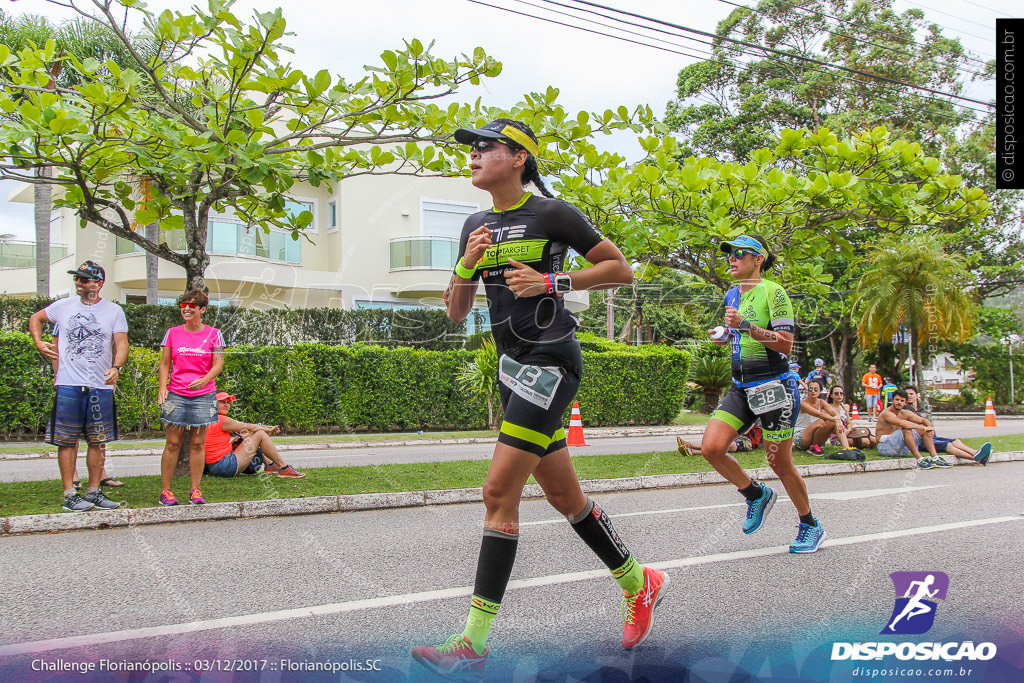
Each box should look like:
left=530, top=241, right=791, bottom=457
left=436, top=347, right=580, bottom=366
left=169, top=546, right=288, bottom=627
left=4, top=451, right=1021, bottom=536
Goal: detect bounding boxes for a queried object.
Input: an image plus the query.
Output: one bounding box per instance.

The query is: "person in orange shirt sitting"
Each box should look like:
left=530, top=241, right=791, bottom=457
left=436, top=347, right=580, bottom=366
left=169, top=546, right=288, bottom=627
left=861, top=364, right=883, bottom=418
left=204, top=392, right=305, bottom=478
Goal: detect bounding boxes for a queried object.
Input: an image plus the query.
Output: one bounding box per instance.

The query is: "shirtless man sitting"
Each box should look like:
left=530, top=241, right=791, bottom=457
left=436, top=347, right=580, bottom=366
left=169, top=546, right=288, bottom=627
left=875, top=389, right=948, bottom=470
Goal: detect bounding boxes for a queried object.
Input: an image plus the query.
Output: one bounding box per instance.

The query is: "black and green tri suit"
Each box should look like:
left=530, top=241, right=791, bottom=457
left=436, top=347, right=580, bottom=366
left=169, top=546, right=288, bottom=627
left=456, top=193, right=604, bottom=457
left=711, top=278, right=801, bottom=442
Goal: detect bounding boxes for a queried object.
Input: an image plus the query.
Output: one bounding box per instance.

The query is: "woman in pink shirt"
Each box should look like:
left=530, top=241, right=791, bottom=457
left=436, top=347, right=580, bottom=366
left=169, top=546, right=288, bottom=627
left=157, top=289, right=226, bottom=506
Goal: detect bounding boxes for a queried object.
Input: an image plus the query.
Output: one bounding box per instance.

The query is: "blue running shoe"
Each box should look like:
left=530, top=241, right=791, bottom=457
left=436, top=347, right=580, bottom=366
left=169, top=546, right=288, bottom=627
left=916, top=457, right=936, bottom=470
left=974, top=442, right=992, bottom=466
left=742, top=484, right=776, bottom=535
left=789, top=520, right=827, bottom=553
left=931, top=455, right=952, bottom=468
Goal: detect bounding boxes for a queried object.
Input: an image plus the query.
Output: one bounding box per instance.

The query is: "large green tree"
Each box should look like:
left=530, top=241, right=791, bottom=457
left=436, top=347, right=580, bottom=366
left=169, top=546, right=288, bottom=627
left=0, top=9, right=143, bottom=296
left=0, top=0, right=651, bottom=290
left=662, top=0, right=1018, bottom=389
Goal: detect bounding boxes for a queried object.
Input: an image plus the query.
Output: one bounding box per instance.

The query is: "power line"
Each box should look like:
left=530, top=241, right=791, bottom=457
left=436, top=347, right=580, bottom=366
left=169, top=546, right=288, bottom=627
left=477, top=0, right=991, bottom=123
left=958, top=0, right=1013, bottom=17
left=716, top=0, right=989, bottom=81
left=770, top=0, right=992, bottom=71
left=564, top=0, right=994, bottom=108
left=540, top=0, right=991, bottom=119
left=896, top=0, right=997, bottom=33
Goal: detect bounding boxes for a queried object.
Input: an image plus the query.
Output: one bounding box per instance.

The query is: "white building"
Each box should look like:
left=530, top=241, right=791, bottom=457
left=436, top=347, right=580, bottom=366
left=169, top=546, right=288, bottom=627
left=911, top=352, right=974, bottom=394
left=1, top=175, right=588, bottom=322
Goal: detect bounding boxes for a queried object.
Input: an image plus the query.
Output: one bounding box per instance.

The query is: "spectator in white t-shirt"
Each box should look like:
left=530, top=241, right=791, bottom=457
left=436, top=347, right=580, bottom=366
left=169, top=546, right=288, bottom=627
left=28, top=261, right=128, bottom=512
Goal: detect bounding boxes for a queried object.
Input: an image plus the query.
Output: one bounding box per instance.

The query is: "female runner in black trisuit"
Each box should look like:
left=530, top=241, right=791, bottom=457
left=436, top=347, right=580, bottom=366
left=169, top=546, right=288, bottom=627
left=411, top=119, right=668, bottom=677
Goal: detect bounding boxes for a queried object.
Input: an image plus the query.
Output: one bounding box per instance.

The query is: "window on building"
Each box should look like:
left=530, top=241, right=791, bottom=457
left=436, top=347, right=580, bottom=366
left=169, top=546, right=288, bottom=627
left=421, top=199, right=477, bottom=239
left=327, top=200, right=337, bottom=231
left=285, top=200, right=315, bottom=232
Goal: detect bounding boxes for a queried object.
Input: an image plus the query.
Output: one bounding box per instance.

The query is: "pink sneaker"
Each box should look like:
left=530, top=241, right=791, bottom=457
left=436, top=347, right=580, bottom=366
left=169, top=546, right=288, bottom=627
left=189, top=488, right=206, bottom=505
left=411, top=633, right=488, bottom=678
left=159, top=489, right=178, bottom=506
left=622, top=567, right=669, bottom=649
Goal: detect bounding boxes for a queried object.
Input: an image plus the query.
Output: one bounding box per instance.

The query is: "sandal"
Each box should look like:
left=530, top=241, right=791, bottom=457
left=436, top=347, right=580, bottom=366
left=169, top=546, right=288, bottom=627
left=676, top=437, right=693, bottom=457
left=100, top=477, right=124, bottom=488
left=72, top=480, right=82, bottom=490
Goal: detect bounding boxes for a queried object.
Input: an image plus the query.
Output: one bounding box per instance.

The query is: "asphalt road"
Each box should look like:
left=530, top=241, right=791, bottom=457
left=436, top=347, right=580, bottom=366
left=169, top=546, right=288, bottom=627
left=1, top=418, right=1020, bottom=484
left=1, top=463, right=1022, bottom=681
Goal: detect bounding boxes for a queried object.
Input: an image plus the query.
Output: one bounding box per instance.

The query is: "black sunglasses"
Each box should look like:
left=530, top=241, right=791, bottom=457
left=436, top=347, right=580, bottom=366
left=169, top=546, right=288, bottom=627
left=73, top=275, right=98, bottom=283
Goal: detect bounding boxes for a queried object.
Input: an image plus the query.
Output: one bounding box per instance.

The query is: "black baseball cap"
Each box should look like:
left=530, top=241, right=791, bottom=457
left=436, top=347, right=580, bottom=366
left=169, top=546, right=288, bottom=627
left=68, top=260, right=105, bottom=282
left=454, top=119, right=539, bottom=157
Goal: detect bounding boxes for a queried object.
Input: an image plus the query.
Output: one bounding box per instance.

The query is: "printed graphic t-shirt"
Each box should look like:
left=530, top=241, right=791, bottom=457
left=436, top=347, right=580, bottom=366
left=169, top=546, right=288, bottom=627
left=45, top=297, right=128, bottom=389
left=161, top=325, right=226, bottom=396
left=862, top=372, right=882, bottom=395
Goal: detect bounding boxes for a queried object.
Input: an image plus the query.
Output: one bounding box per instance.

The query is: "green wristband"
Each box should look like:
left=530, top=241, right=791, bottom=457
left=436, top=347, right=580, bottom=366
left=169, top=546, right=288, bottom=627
left=454, top=259, right=476, bottom=279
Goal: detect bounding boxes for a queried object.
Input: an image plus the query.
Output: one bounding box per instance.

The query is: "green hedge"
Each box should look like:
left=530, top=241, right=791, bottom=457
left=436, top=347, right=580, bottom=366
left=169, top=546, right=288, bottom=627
left=0, top=296, right=466, bottom=350
left=0, top=332, right=689, bottom=436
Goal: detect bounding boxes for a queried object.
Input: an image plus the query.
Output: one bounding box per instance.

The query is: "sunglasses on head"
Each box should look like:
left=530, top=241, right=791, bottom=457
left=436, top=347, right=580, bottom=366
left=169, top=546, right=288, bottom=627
left=179, top=302, right=200, bottom=310
left=73, top=275, right=98, bottom=283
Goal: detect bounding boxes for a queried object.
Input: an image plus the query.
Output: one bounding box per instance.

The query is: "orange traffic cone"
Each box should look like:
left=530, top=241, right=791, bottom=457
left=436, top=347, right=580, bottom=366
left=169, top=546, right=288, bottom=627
left=851, top=403, right=860, bottom=421
left=984, top=397, right=997, bottom=428
left=566, top=401, right=589, bottom=447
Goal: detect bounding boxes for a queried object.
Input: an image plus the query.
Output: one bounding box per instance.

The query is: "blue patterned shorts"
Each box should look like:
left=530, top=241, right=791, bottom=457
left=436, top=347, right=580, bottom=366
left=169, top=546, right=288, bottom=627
left=46, top=385, right=118, bottom=447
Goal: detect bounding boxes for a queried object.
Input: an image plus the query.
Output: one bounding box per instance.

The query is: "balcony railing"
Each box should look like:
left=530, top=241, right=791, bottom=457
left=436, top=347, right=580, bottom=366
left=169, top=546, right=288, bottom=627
left=115, top=222, right=300, bottom=264
left=0, top=240, right=69, bottom=269
left=390, top=236, right=459, bottom=271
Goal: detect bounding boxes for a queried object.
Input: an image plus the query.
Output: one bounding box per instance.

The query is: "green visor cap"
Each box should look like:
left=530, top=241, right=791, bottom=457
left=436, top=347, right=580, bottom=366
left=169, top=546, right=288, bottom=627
left=719, top=235, right=769, bottom=259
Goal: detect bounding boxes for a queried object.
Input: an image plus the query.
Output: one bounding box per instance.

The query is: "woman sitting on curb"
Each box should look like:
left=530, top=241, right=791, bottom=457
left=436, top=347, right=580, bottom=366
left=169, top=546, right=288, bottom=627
left=204, top=392, right=305, bottom=478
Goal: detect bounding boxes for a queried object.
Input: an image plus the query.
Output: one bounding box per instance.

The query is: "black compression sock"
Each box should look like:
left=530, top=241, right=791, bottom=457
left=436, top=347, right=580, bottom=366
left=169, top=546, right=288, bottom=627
left=568, top=498, right=630, bottom=570
left=739, top=480, right=763, bottom=502
left=799, top=512, right=817, bottom=526
left=473, top=529, right=519, bottom=604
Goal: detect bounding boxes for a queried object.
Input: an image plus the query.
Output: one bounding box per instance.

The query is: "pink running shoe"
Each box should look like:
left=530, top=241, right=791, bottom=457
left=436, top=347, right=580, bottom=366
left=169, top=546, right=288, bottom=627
left=159, top=489, right=179, bottom=506
left=622, top=566, right=670, bottom=649
left=411, top=633, right=488, bottom=678
left=189, top=488, right=206, bottom=505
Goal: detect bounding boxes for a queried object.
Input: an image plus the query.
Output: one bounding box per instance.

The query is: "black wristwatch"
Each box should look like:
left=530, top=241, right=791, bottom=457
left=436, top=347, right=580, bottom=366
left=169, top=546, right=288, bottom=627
left=737, top=320, right=751, bottom=334
left=112, top=365, right=123, bottom=372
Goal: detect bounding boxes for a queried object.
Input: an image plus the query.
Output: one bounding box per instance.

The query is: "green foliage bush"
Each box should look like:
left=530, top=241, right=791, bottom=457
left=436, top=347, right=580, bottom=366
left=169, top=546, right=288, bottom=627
left=0, top=331, right=690, bottom=437
left=0, top=296, right=467, bottom=350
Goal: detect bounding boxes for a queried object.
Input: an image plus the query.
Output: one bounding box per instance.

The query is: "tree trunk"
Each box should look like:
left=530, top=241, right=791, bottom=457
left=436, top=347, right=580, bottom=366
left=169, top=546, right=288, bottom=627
left=173, top=434, right=191, bottom=477
left=145, top=222, right=159, bottom=304
left=34, top=167, right=52, bottom=297
left=831, top=323, right=856, bottom=396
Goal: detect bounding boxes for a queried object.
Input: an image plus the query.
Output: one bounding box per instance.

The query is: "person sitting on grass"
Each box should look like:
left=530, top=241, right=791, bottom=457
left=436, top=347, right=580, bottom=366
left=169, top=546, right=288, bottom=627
left=827, top=385, right=877, bottom=450
left=903, top=385, right=991, bottom=465
left=203, top=392, right=305, bottom=478
left=875, top=389, right=947, bottom=469
left=677, top=424, right=762, bottom=456
left=792, top=379, right=852, bottom=455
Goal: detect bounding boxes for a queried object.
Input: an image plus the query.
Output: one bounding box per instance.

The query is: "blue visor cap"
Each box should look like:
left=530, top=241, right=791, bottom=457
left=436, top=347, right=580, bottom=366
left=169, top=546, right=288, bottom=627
left=719, top=235, right=769, bottom=259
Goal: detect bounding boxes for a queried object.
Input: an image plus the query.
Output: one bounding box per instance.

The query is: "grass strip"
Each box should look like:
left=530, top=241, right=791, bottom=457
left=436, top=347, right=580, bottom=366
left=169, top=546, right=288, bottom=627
left=7, top=433, right=1020, bottom=518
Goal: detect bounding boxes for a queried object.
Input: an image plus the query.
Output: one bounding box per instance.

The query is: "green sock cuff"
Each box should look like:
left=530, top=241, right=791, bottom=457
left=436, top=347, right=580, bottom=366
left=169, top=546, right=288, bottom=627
left=611, top=555, right=645, bottom=593
left=464, top=595, right=500, bottom=655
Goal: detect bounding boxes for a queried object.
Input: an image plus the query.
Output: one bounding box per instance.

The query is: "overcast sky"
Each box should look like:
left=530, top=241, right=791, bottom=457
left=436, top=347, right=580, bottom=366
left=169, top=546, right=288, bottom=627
left=0, top=0, right=1016, bottom=241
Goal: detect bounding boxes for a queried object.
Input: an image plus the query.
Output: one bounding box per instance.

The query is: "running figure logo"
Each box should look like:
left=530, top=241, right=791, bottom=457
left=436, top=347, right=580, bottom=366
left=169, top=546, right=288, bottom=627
left=881, top=571, right=949, bottom=635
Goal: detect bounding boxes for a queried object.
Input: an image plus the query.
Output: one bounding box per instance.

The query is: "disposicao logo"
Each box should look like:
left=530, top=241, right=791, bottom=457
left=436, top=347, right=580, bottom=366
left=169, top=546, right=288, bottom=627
left=831, top=571, right=997, bottom=663
left=882, top=571, right=948, bottom=635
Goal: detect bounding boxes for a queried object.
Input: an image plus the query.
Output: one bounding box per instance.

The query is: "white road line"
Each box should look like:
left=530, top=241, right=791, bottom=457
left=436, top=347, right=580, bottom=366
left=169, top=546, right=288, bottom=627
left=0, top=515, right=1018, bottom=658
left=520, top=485, right=949, bottom=527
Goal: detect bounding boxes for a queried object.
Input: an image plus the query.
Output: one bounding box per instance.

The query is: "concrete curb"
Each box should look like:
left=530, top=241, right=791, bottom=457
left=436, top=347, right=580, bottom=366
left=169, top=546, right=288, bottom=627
left=4, top=451, right=1022, bottom=536
left=0, top=426, right=704, bottom=461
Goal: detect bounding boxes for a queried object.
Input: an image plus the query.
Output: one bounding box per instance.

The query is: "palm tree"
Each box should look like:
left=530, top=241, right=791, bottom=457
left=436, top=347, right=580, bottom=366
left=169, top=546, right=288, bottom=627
left=855, top=232, right=975, bottom=387
left=457, top=334, right=501, bottom=429
left=0, top=12, right=144, bottom=296
left=686, top=340, right=732, bottom=412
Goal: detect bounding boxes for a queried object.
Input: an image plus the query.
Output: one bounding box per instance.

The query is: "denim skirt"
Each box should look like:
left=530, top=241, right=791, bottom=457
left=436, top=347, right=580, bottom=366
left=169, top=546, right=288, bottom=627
left=161, top=390, right=218, bottom=428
